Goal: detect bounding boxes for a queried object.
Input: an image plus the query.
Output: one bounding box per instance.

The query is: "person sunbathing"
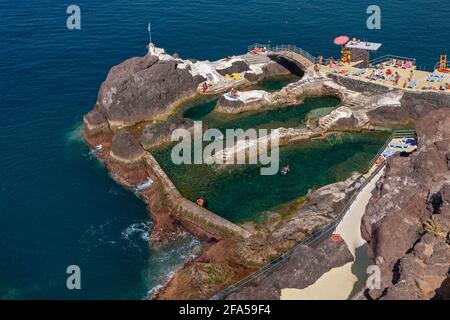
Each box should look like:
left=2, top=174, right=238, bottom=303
left=201, top=82, right=208, bottom=93
left=367, top=70, right=377, bottom=80
left=395, top=60, right=404, bottom=68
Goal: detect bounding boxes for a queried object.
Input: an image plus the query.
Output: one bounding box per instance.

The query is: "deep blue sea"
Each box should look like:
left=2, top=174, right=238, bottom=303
left=0, top=0, right=447, bottom=299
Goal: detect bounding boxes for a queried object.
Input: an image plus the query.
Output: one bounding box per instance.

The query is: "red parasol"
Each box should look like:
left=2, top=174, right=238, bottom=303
left=334, top=35, right=350, bottom=46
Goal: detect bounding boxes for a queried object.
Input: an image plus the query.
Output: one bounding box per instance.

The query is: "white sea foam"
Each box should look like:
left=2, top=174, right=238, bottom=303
left=65, top=123, right=84, bottom=143
left=121, top=222, right=151, bottom=243
left=144, top=235, right=203, bottom=299
left=135, top=177, right=154, bottom=192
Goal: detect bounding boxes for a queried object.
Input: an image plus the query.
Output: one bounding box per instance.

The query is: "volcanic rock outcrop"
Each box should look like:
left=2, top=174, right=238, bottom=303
left=84, top=55, right=205, bottom=132
left=226, top=239, right=354, bottom=300
left=362, top=108, right=450, bottom=300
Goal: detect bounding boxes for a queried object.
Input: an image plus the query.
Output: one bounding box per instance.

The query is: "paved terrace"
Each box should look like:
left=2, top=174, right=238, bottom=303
left=250, top=44, right=449, bottom=94
left=318, top=60, right=450, bottom=94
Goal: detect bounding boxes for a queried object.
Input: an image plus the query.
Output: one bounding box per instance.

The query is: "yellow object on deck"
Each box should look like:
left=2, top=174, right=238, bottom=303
left=439, top=54, right=449, bottom=73
left=225, top=74, right=232, bottom=80
left=232, top=73, right=241, bottom=79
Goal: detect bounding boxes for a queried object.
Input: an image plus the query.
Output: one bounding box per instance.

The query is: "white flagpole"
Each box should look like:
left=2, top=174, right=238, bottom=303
left=148, top=21, right=152, bottom=44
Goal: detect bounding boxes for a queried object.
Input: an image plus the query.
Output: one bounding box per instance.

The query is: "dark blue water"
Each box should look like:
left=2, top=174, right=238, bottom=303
left=0, top=0, right=447, bottom=299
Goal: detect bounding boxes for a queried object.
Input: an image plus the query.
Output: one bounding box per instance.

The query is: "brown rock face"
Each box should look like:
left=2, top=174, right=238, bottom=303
left=270, top=173, right=363, bottom=251
left=85, top=54, right=205, bottom=131
left=368, top=90, right=450, bottom=125
left=225, top=239, right=354, bottom=300
left=215, top=60, right=250, bottom=76
left=139, top=117, right=194, bottom=149
left=110, top=130, right=144, bottom=163
left=362, top=108, right=450, bottom=300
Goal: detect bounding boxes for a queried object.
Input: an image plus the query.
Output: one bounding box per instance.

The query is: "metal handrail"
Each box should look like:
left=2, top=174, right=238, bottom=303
left=211, top=129, right=416, bottom=300
left=367, top=129, right=415, bottom=169
left=248, top=43, right=316, bottom=63
left=369, top=54, right=417, bottom=67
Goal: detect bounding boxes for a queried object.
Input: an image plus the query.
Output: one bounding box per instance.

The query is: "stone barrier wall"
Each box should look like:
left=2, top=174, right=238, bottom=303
left=143, top=154, right=253, bottom=240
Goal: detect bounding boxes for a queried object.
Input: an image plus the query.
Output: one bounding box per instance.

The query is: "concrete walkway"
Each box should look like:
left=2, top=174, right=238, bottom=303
left=280, top=168, right=385, bottom=300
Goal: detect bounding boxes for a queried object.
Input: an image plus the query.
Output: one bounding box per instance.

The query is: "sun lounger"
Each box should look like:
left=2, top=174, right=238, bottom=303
left=382, top=149, right=399, bottom=158
left=388, top=143, right=410, bottom=150
left=401, top=138, right=417, bottom=145
left=354, top=68, right=367, bottom=76
left=426, top=73, right=445, bottom=82
left=408, top=80, right=419, bottom=89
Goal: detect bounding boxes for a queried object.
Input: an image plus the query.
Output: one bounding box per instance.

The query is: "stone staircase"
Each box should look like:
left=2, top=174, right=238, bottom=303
left=318, top=112, right=341, bottom=130
left=242, top=53, right=270, bottom=65
left=318, top=94, right=371, bottom=130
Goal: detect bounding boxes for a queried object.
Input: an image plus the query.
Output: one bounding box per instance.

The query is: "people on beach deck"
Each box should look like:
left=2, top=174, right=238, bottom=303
left=201, top=82, right=208, bottom=93
left=318, top=55, right=323, bottom=65
left=314, top=63, right=320, bottom=75
left=394, top=72, right=401, bottom=85
left=250, top=47, right=267, bottom=54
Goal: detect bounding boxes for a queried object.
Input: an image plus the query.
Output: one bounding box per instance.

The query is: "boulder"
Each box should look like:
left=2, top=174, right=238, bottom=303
left=110, top=130, right=145, bottom=162
left=92, top=55, right=205, bottom=129
left=362, top=108, right=450, bottom=300
left=140, top=117, right=194, bottom=149
left=215, top=61, right=250, bottom=76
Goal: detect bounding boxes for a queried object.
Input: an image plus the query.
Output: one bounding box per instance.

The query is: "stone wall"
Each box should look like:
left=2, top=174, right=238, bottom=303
left=143, top=154, right=253, bottom=240
left=329, top=74, right=392, bottom=94
left=403, top=90, right=450, bottom=108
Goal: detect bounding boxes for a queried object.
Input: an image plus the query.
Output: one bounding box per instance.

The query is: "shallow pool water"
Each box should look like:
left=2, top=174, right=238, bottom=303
left=159, top=96, right=389, bottom=222
left=153, top=130, right=389, bottom=223
left=182, top=96, right=341, bottom=131
left=255, top=77, right=298, bottom=92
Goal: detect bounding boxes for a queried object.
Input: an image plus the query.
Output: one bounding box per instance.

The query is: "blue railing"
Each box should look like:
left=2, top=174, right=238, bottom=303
left=369, top=54, right=417, bottom=67
left=248, top=43, right=316, bottom=63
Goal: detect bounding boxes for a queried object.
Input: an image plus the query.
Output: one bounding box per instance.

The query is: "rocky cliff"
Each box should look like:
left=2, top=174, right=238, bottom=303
left=226, top=238, right=353, bottom=300
left=362, top=108, right=450, bottom=300
left=84, top=55, right=205, bottom=132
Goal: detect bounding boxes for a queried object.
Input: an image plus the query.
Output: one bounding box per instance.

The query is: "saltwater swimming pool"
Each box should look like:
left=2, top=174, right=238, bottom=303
left=155, top=97, right=389, bottom=222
